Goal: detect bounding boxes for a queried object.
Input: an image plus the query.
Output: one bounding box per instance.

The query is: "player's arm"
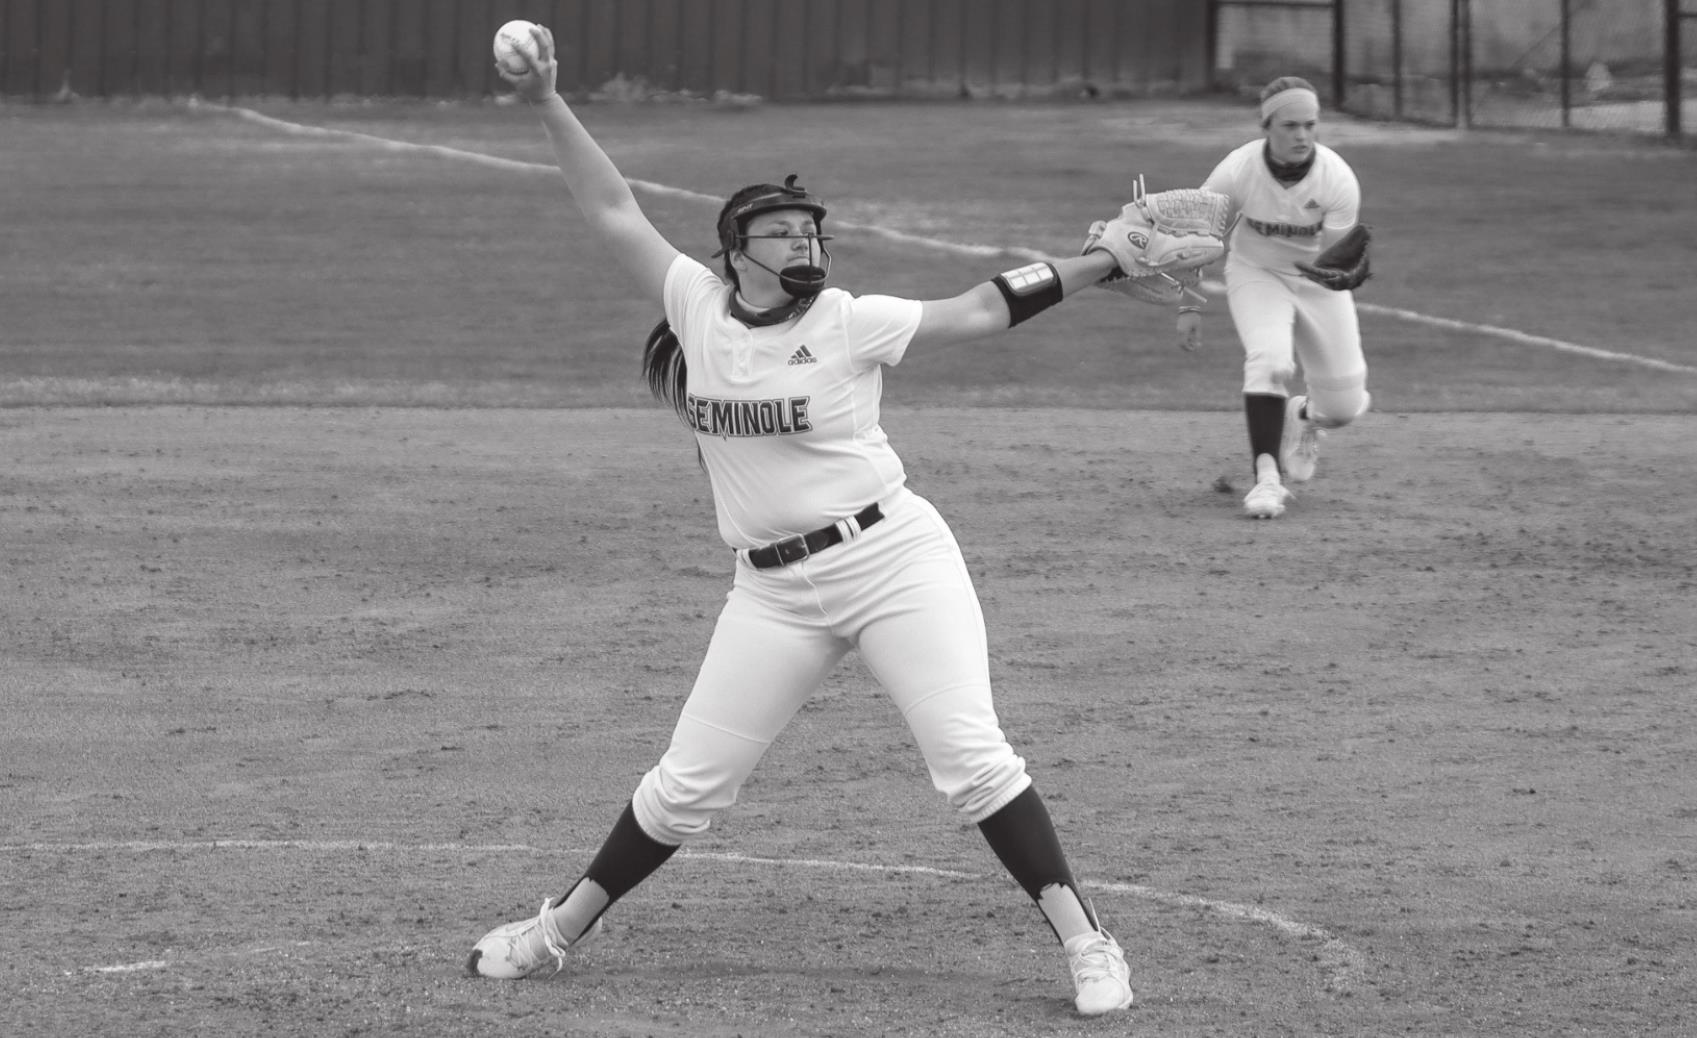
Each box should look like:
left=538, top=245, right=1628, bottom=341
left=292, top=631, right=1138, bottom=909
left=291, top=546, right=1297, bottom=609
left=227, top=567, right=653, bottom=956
left=501, top=25, right=678, bottom=301
left=1314, top=168, right=1364, bottom=254
left=908, top=252, right=1120, bottom=350
left=1315, top=220, right=1358, bottom=251
left=1294, top=170, right=1369, bottom=290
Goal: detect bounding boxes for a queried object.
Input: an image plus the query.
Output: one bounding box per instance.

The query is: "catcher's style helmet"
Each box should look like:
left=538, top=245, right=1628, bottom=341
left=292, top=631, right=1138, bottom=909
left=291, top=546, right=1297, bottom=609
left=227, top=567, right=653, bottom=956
left=712, top=174, right=833, bottom=298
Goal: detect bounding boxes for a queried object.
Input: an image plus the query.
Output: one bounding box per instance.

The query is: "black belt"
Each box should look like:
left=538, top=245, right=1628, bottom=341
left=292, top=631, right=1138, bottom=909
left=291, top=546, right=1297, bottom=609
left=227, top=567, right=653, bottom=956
left=745, top=503, right=884, bottom=569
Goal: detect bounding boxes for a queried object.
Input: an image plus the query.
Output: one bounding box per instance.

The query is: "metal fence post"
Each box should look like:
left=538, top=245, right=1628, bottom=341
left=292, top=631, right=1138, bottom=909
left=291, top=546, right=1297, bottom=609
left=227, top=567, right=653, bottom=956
left=1560, top=0, right=1570, bottom=129
left=1202, top=0, right=1215, bottom=92
left=1453, top=0, right=1471, bottom=129
left=1391, top=0, right=1403, bottom=120
left=1667, top=0, right=1683, bottom=137
left=1331, top=0, right=1344, bottom=105
left=1448, top=0, right=1459, bottom=127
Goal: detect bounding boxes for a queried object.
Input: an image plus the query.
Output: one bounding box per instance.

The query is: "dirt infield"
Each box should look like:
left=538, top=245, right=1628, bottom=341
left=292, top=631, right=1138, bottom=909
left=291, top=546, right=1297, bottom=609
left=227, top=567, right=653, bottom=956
left=3, top=405, right=1691, bottom=1036
left=4, top=88, right=1695, bottom=1036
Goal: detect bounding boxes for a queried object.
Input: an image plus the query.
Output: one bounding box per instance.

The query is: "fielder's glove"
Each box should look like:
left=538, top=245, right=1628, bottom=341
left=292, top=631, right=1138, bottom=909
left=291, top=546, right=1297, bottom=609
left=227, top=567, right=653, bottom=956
left=1296, top=223, right=1372, bottom=291
left=1079, top=228, right=1202, bottom=306
left=1084, top=176, right=1232, bottom=290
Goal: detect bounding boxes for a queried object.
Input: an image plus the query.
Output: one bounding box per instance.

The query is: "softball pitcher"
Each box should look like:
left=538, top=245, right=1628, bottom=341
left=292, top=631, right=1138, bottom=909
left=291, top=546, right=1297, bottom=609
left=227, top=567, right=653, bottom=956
left=1191, top=76, right=1374, bottom=519
left=464, top=24, right=1159, bottom=1015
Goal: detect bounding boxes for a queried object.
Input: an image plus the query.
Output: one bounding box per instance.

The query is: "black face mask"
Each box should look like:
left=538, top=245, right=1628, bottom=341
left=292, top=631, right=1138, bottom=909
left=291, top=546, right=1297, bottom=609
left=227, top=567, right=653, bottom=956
left=776, top=261, right=829, bottom=299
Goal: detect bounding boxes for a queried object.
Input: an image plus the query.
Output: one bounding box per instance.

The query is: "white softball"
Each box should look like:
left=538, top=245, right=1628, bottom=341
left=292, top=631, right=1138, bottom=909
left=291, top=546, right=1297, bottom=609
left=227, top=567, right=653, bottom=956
left=492, top=20, right=541, bottom=76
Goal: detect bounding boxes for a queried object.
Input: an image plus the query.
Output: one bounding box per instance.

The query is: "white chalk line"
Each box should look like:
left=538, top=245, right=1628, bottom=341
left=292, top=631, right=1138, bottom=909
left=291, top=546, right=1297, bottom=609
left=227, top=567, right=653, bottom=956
left=1358, top=302, right=1697, bottom=375
left=706, top=850, right=1363, bottom=992
left=87, top=960, right=169, bottom=974
left=207, top=102, right=1692, bottom=378
left=9, top=838, right=1361, bottom=991
left=83, top=943, right=312, bottom=975
left=213, top=103, right=1037, bottom=263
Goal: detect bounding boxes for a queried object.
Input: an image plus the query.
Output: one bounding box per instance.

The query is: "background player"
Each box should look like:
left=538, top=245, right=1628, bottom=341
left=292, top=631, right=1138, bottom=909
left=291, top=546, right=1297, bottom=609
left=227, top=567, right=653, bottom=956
left=1192, top=75, right=1374, bottom=519
left=466, top=23, right=1142, bottom=1016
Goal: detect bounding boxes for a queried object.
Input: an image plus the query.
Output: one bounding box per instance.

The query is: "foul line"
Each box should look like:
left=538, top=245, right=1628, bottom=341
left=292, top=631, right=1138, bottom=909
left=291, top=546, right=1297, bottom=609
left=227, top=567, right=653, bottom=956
left=1357, top=302, right=1697, bottom=374
left=8, top=838, right=1360, bottom=992
left=704, top=849, right=1362, bottom=992
left=213, top=102, right=1040, bottom=263
left=209, top=102, right=1689, bottom=378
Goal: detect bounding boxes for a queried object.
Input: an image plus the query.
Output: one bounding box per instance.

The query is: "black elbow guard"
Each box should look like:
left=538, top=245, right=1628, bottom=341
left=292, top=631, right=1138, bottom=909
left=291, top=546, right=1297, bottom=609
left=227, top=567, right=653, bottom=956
left=991, top=262, right=1063, bottom=327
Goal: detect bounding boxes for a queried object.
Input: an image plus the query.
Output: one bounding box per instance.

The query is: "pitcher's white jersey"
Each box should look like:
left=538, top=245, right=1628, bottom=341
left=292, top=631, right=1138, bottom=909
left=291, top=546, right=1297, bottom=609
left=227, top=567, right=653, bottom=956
left=662, top=253, right=923, bottom=549
left=1203, top=141, right=1360, bottom=272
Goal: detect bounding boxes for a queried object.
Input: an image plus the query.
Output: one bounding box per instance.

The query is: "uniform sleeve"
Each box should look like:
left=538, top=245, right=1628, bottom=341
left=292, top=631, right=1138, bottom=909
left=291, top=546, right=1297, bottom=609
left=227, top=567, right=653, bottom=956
left=662, top=253, right=725, bottom=342
left=1323, top=154, right=1363, bottom=231
left=842, top=292, right=923, bottom=371
left=1201, top=151, right=1241, bottom=201
left=1201, top=152, right=1248, bottom=241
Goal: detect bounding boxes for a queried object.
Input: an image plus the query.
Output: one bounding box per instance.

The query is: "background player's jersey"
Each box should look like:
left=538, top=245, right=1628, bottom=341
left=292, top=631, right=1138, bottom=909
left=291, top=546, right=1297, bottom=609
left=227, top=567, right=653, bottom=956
left=1202, top=141, right=1360, bottom=274
left=663, top=254, right=923, bottom=549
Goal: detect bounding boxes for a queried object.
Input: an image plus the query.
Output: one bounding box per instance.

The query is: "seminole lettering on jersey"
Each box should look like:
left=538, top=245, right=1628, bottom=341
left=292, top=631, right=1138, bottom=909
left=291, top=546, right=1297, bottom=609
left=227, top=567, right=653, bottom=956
left=1245, top=216, right=1323, bottom=239
left=687, top=394, right=813, bottom=437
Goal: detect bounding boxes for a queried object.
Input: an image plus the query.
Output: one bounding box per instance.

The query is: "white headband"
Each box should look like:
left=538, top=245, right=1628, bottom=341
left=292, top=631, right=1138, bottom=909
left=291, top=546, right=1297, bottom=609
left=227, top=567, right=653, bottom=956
left=1260, top=87, right=1319, bottom=123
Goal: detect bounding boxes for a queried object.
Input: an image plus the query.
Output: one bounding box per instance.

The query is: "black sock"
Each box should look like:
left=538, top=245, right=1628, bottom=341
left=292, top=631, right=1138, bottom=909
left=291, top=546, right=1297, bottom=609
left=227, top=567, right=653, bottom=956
left=976, top=786, right=1077, bottom=902
left=1243, top=393, right=1287, bottom=477
left=583, top=802, right=680, bottom=902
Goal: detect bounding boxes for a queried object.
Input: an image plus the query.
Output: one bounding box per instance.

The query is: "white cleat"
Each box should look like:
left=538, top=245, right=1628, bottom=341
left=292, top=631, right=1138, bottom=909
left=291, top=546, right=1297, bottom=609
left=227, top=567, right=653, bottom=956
left=1066, top=929, right=1135, bottom=1016
left=1243, top=478, right=1294, bottom=519
left=1279, top=394, right=1324, bottom=483
left=467, top=898, right=602, bottom=979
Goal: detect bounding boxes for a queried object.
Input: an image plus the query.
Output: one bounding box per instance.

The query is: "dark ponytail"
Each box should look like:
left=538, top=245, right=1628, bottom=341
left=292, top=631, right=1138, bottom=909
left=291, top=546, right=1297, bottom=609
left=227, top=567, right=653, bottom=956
left=642, top=318, right=689, bottom=424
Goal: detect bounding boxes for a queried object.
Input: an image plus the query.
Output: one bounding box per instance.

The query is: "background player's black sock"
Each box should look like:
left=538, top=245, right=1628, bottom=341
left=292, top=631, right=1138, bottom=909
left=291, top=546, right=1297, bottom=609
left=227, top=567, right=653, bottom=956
left=1243, top=393, right=1287, bottom=477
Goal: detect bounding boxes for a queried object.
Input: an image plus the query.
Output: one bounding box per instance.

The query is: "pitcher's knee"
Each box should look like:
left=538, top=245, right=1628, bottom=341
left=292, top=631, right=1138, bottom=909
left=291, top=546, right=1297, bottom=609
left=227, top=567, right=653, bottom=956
left=632, top=764, right=737, bottom=844
left=939, top=753, right=1032, bottom=823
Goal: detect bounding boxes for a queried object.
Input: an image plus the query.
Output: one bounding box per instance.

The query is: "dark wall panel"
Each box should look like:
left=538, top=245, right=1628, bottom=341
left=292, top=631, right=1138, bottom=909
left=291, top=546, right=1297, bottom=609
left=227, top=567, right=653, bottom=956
left=4, top=0, right=1211, bottom=101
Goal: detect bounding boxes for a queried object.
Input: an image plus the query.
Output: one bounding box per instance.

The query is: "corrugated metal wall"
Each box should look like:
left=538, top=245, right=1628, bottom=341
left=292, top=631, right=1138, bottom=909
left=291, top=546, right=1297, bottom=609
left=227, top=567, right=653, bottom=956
left=0, top=0, right=1207, bottom=101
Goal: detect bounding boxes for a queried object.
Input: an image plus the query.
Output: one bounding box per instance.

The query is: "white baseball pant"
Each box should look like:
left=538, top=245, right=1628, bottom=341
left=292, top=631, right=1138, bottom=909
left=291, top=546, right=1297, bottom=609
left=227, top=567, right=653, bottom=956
left=631, top=487, right=1032, bottom=845
left=1226, top=262, right=1370, bottom=426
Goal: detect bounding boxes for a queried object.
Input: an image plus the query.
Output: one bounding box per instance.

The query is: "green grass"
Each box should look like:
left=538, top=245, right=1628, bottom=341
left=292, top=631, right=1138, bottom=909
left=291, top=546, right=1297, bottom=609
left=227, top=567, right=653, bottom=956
left=2, top=96, right=1695, bottom=411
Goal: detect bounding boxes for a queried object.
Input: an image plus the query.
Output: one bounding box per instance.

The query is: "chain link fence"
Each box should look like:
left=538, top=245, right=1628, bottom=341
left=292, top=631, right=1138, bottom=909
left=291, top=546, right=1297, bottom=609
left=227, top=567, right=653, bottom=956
left=1210, top=0, right=1695, bottom=138
left=5, top=0, right=1692, bottom=138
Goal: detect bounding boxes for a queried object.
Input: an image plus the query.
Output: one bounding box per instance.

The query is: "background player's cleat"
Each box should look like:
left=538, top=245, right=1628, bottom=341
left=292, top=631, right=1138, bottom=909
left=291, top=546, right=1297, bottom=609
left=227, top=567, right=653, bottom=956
left=1065, top=929, right=1134, bottom=1015
left=467, top=899, right=603, bottom=979
left=1243, top=478, right=1293, bottom=519
left=1280, top=394, right=1323, bottom=482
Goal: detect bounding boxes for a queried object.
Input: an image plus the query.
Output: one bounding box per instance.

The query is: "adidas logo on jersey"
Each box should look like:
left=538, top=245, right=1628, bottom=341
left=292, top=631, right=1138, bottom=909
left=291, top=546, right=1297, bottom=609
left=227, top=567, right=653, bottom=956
left=787, top=345, right=818, bottom=366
